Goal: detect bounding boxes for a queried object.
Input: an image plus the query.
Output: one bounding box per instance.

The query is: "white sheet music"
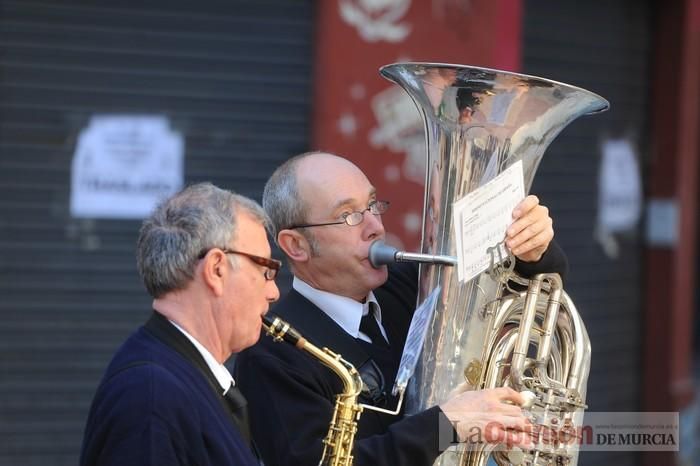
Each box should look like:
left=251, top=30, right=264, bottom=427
left=452, top=160, right=525, bottom=282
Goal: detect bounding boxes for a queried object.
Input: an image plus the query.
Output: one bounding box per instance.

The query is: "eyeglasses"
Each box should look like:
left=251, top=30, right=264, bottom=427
left=198, top=248, right=282, bottom=281
left=288, top=200, right=390, bottom=229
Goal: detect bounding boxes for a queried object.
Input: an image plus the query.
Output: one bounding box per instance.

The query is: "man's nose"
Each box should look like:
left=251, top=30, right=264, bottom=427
left=267, top=280, right=280, bottom=303
left=362, top=210, right=385, bottom=239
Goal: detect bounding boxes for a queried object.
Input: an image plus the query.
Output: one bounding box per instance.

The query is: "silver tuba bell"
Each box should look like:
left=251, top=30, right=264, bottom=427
left=378, top=63, right=609, bottom=465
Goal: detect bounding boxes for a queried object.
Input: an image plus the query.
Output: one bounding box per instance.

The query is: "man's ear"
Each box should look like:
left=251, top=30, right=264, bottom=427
left=277, top=229, right=310, bottom=263
left=200, top=250, right=227, bottom=297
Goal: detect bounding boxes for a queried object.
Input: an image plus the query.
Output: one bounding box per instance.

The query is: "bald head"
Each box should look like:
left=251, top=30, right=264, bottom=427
left=263, top=151, right=370, bottom=240
left=296, top=153, right=371, bottom=211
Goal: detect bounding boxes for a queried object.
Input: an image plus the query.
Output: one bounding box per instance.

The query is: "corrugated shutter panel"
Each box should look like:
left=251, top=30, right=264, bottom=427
left=0, top=1, right=313, bottom=464
left=522, top=1, right=650, bottom=465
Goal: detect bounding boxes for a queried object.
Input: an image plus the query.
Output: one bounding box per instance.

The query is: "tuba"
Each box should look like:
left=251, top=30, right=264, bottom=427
left=378, top=63, right=608, bottom=465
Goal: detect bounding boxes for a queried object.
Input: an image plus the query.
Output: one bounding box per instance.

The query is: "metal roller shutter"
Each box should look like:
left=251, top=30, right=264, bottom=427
left=0, top=1, right=313, bottom=464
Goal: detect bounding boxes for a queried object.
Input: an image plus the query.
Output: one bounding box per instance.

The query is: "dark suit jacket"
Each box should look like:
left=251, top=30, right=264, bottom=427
left=235, top=242, right=568, bottom=466
left=80, top=312, right=258, bottom=466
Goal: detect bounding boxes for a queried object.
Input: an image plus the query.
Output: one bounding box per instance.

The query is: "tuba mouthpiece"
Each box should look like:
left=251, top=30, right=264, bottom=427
left=368, top=240, right=399, bottom=268
left=369, top=240, right=458, bottom=268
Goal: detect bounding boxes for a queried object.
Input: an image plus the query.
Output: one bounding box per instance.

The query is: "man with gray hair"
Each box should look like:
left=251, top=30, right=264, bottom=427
left=80, top=182, right=280, bottom=466
left=236, top=152, right=568, bottom=465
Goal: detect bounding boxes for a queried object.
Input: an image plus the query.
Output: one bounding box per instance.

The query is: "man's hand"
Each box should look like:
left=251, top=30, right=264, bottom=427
left=439, top=387, right=533, bottom=449
left=506, top=195, right=554, bottom=263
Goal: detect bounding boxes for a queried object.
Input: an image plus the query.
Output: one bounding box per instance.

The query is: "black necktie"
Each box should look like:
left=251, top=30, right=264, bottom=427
left=360, top=304, right=389, bottom=348
left=223, top=383, right=252, bottom=448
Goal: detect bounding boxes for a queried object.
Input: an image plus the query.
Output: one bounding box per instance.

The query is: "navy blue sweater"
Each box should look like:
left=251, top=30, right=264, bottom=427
left=81, top=314, right=258, bottom=466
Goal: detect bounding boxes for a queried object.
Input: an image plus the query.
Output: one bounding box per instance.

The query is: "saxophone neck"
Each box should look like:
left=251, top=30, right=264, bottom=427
left=263, top=315, right=363, bottom=396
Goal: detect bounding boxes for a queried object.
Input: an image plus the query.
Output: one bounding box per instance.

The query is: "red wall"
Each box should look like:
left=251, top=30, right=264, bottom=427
left=642, top=2, right=700, bottom=465
left=310, top=0, right=522, bottom=250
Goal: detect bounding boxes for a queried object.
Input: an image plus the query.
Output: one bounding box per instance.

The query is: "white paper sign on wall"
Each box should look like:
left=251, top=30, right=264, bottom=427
left=597, top=138, right=642, bottom=233
left=595, top=138, right=643, bottom=258
left=70, top=115, right=184, bottom=219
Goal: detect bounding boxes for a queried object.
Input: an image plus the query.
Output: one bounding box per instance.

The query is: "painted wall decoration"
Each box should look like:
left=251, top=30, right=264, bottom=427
left=312, top=0, right=522, bottom=249
left=339, top=0, right=412, bottom=42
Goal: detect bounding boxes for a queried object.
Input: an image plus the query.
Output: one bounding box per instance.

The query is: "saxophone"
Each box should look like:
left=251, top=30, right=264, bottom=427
left=262, top=314, right=364, bottom=466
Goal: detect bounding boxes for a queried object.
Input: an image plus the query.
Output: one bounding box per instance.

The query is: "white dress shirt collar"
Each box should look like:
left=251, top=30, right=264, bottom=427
left=169, top=319, right=235, bottom=394
left=292, top=276, right=384, bottom=342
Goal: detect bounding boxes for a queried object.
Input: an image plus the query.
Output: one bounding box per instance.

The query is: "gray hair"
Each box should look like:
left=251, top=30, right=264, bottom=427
left=263, top=152, right=321, bottom=255
left=136, top=182, right=270, bottom=298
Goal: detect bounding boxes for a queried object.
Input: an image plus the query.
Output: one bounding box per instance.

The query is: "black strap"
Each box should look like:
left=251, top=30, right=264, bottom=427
left=360, top=304, right=389, bottom=348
